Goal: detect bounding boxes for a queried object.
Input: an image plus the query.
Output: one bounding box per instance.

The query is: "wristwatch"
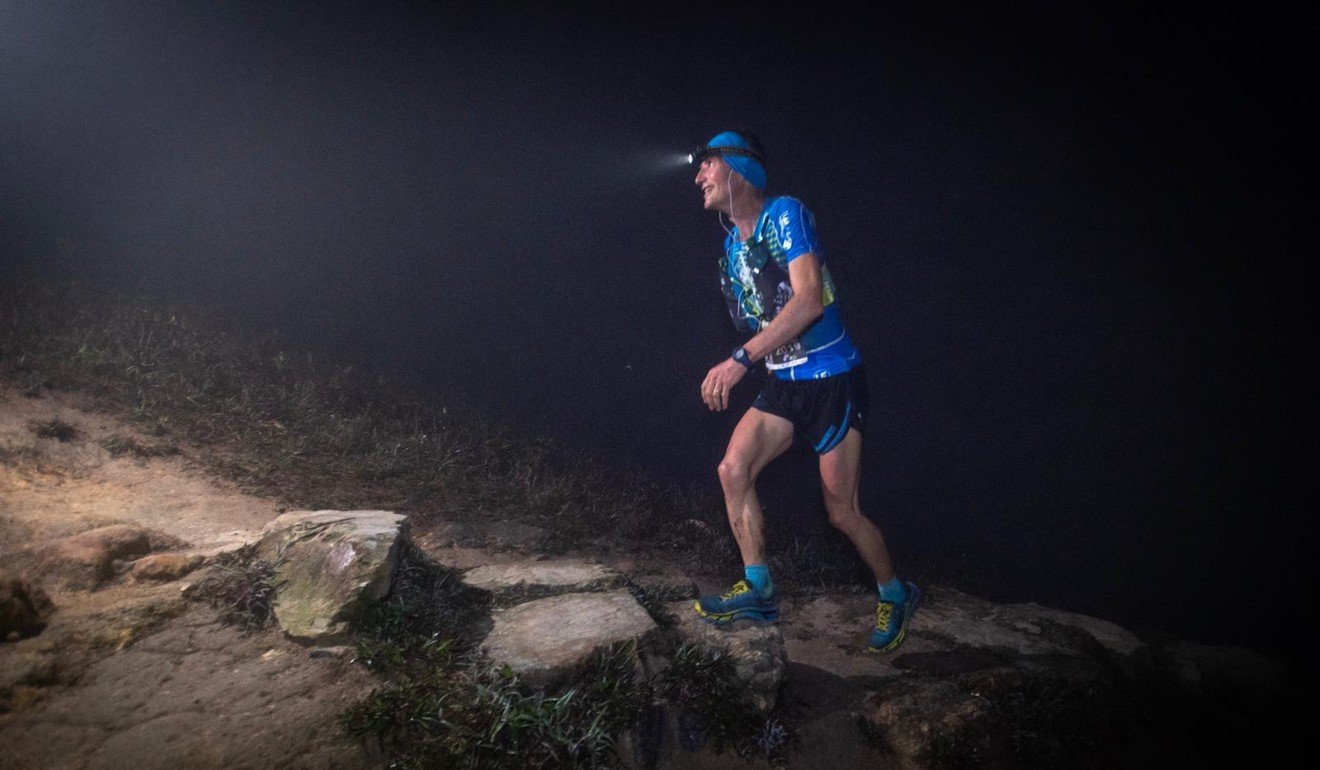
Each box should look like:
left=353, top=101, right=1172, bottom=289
left=731, top=346, right=754, bottom=368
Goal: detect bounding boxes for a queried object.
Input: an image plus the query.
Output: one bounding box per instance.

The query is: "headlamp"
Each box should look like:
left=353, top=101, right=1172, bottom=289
left=688, top=144, right=767, bottom=166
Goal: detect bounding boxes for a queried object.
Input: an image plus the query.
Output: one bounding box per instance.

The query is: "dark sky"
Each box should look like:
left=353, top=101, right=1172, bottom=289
left=2, top=2, right=1310, bottom=664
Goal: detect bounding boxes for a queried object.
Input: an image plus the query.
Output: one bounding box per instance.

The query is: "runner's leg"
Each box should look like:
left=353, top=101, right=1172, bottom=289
left=819, top=427, right=895, bottom=582
left=718, top=407, right=794, bottom=566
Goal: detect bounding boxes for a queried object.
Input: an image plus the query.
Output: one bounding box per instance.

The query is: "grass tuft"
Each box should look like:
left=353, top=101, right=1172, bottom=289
left=621, top=577, right=698, bottom=629
left=28, top=417, right=79, bottom=442
left=656, top=643, right=793, bottom=762
left=100, top=433, right=179, bottom=459
left=184, top=548, right=278, bottom=632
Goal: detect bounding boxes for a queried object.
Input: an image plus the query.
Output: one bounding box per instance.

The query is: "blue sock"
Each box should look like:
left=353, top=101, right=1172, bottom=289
left=745, top=564, right=773, bottom=597
left=878, top=576, right=907, bottom=602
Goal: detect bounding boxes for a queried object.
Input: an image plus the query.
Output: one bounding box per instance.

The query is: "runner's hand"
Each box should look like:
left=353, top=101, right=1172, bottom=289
left=701, top=358, right=747, bottom=412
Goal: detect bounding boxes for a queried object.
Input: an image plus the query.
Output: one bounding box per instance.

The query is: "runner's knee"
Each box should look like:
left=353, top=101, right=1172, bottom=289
left=718, top=457, right=753, bottom=491
left=824, top=495, right=861, bottom=530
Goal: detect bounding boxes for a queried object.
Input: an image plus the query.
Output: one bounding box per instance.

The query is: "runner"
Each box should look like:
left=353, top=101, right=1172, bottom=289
left=689, top=130, right=919, bottom=652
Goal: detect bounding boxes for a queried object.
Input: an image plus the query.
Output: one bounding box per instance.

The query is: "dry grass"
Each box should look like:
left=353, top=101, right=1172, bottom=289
left=28, top=417, right=80, bottom=442
left=1, top=280, right=858, bottom=587
left=181, top=547, right=278, bottom=633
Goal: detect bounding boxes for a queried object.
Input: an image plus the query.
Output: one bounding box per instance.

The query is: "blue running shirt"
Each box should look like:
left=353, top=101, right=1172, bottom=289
left=721, top=197, right=861, bottom=381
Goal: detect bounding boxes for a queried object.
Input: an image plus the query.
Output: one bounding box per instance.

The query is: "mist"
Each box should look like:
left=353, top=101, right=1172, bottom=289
left=2, top=2, right=1307, bottom=663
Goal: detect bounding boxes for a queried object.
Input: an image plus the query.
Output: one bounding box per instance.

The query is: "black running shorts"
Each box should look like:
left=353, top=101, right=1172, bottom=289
left=751, top=366, right=868, bottom=454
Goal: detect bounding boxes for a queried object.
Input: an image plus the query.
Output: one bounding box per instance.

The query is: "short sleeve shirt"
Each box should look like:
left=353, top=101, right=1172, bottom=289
left=722, top=196, right=861, bottom=380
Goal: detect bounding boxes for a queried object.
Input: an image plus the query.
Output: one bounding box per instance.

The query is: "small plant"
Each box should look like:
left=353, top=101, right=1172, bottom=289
left=768, top=529, right=871, bottom=592
left=28, top=417, right=79, bottom=442
left=100, top=433, right=178, bottom=459
left=657, top=643, right=791, bottom=761
left=754, top=716, right=791, bottom=759
left=340, top=636, right=460, bottom=745
left=623, top=579, right=689, bottom=628
left=0, top=441, right=44, bottom=466
left=185, top=548, right=278, bottom=632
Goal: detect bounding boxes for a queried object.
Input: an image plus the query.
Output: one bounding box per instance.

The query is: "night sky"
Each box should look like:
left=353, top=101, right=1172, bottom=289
left=2, top=3, right=1309, bottom=665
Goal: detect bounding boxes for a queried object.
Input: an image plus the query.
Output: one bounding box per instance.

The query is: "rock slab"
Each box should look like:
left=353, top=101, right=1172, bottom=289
left=480, top=590, right=660, bottom=687
left=37, top=525, right=187, bottom=589
left=914, top=587, right=1146, bottom=663
left=461, top=560, right=623, bottom=599
left=131, top=553, right=206, bottom=582
left=257, top=510, right=407, bottom=643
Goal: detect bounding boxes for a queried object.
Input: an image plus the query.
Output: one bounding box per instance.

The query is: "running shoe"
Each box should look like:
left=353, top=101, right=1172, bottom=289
left=693, top=579, right=779, bottom=624
left=868, top=581, right=921, bottom=653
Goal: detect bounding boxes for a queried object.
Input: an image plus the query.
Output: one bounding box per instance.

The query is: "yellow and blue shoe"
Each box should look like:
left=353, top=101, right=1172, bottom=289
left=693, top=579, right=779, bottom=624
left=868, top=581, right=921, bottom=653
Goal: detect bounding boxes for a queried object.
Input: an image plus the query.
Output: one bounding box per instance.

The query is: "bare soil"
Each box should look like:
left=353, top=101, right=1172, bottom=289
left=0, top=388, right=380, bottom=769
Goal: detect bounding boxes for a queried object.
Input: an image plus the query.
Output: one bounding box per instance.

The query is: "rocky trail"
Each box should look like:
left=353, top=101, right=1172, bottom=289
left=1, top=388, right=1297, bottom=768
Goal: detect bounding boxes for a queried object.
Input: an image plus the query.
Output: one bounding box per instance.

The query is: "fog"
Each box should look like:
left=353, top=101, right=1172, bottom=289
left=2, top=2, right=1307, bottom=663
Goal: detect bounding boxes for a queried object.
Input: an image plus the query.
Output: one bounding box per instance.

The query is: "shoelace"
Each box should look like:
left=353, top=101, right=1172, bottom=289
left=720, top=581, right=751, bottom=601
left=875, top=601, right=894, bottom=632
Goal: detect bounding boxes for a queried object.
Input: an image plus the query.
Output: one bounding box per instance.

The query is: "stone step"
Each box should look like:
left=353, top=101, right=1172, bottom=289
left=479, top=589, right=662, bottom=688
left=460, top=559, right=625, bottom=603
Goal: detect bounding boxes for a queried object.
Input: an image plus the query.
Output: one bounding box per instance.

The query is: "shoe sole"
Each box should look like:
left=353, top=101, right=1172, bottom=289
left=866, top=581, right=922, bottom=654
left=692, top=601, right=780, bottom=624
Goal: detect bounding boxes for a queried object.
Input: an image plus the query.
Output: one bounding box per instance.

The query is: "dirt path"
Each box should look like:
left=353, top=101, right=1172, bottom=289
left=0, top=387, right=275, bottom=553
left=0, top=388, right=379, bottom=769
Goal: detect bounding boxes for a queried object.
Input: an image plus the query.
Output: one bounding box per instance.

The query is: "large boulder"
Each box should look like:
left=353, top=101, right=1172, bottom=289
left=480, top=590, right=661, bottom=687
left=859, top=587, right=1147, bottom=767
left=862, top=658, right=1121, bottom=767
left=1, top=569, right=54, bottom=640
left=256, top=510, right=407, bottom=643
left=667, top=600, right=788, bottom=713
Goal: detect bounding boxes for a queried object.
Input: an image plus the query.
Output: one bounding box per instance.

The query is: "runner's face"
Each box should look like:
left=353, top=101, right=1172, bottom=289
left=694, top=155, right=733, bottom=212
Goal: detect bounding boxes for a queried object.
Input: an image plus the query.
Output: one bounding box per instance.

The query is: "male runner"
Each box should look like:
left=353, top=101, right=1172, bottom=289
left=689, top=130, right=919, bottom=652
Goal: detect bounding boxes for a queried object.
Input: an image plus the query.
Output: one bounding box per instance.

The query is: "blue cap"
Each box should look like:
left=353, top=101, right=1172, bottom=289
left=703, top=131, right=767, bottom=191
